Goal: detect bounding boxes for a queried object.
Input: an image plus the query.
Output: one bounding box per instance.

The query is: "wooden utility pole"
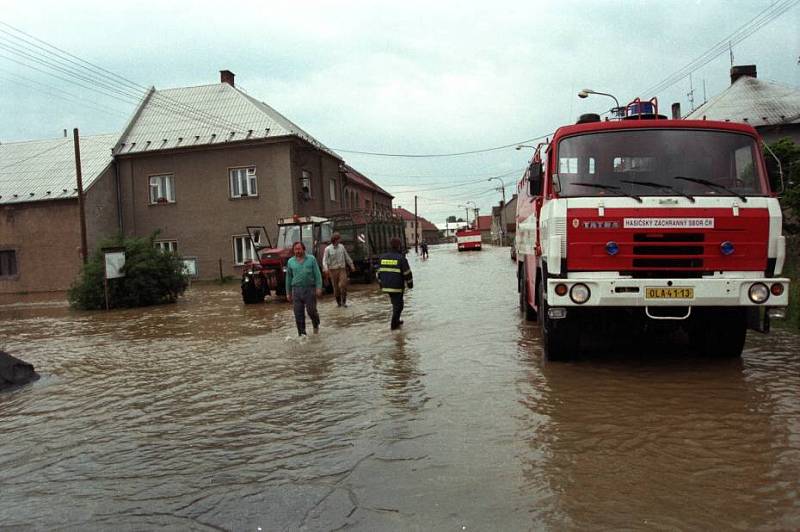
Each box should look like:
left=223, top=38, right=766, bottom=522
left=73, top=128, right=88, bottom=264
left=414, top=195, right=419, bottom=254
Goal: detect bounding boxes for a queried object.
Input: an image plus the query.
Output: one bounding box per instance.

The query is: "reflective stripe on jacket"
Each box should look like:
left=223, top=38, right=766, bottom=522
left=377, top=252, right=412, bottom=293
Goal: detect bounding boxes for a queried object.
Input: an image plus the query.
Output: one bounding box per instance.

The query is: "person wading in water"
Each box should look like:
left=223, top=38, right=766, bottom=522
left=285, top=241, right=322, bottom=336
left=377, top=237, right=414, bottom=330
left=322, top=232, right=354, bottom=307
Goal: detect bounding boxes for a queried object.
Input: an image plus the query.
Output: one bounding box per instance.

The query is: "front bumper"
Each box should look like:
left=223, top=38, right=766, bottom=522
left=547, top=275, right=790, bottom=307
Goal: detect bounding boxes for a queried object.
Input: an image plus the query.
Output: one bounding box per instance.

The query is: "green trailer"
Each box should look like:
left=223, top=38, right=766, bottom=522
left=327, top=210, right=407, bottom=282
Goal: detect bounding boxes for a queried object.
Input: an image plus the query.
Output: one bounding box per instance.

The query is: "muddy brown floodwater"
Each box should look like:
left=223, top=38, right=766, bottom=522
left=1, top=244, right=799, bottom=530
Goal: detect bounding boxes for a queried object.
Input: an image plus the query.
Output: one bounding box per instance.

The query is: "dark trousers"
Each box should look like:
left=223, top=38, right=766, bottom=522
left=388, top=292, right=404, bottom=329
left=292, top=286, right=320, bottom=335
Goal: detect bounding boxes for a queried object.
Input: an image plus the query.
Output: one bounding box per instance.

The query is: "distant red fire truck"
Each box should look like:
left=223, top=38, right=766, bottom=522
left=456, top=227, right=482, bottom=251
left=515, top=97, right=789, bottom=360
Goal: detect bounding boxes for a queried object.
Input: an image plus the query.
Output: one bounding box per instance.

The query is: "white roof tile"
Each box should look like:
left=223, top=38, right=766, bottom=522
left=686, top=77, right=800, bottom=127
left=0, top=134, right=116, bottom=205
left=115, top=83, right=339, bottom=159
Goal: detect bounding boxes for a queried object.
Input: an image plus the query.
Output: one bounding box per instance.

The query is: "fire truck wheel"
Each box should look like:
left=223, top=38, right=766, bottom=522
left=538, top=278, right=578, bottom=361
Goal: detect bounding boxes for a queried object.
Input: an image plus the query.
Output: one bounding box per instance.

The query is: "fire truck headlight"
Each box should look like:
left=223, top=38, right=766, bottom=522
left=605, top=241, right=619, bottom=256
left=770, top=283, right=785, bottom=296
left=570, top=283, right=591, bottom=304
left=720, top=241, right=735, bottom=255
left=748, top=283, right=769, bottom=304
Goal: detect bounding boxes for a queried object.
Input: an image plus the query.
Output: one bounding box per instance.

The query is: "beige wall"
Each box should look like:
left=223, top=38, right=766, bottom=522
left=0, top=166, right=120, bottom=295
left=117, top=139, right=341, bottom=280
left=0, top=199, right=82, bottom=294
left=85, top=165, right=121, bottom=253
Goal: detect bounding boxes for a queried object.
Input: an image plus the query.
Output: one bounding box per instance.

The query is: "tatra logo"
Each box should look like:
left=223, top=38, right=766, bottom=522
left=572, top=218, right=580, bottom=228
left=582, top=220, right=620, bottom=229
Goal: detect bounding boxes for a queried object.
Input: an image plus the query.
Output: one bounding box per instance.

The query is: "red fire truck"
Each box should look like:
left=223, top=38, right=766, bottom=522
left=515, top=98, right=789, bottom=360
left=456, top=227, right=483, bottom=251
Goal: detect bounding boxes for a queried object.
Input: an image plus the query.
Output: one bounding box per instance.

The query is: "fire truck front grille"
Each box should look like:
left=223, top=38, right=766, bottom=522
left=630, top=232, right=705, bottom=271
left=633, top=233, right=704, bottom=242
left=632, top=258, right=704, bottom=268
left=633, top=245, right=704, bottom=255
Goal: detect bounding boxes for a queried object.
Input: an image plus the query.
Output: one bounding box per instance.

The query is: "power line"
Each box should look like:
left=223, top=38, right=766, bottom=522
left=640, top=0, right=800, bottom=97
left=0, top=19, right=553, bottom=162
left=0, top=139, right=72, bottom=171
left=333, top=134, right=550, bottom=158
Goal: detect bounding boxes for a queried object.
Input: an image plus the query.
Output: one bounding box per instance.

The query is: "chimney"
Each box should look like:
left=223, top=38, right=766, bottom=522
left=730, top=65, right=756, bottom=85
left=671, top=102, right=681, bottom=120
left=220, top=70, right=235, bottom=86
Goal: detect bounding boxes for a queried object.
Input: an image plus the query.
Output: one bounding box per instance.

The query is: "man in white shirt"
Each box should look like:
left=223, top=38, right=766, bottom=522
left=322, top=232, right=355, bottom=307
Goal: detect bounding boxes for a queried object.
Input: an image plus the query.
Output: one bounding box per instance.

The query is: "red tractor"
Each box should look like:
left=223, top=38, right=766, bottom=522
left=241, top=216, right=334, bottom=304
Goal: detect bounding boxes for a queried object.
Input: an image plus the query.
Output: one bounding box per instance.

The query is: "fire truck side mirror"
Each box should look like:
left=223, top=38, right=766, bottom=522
left=763, top=144, right=785, bottom=194
left=528, top=161, right=543, bottom=195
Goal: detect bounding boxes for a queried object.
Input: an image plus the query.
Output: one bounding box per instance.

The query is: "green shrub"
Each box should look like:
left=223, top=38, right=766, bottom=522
left=69, top=233, right=189, bottom=310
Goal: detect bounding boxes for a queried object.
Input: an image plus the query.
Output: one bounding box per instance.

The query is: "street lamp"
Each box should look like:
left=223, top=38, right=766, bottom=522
left=458, top=203, right=471, bottom=225
left=488, top=177, right=506, bottom=246
left=515, top=144, right=536, bottom=150
left=578, top=88, right=622, bottom=116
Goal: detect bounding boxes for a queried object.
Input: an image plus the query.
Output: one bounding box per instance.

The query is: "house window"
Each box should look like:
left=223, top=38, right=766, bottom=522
left=233, top=235, right=258, bottom=265
left=154, top=240, right=178, bottom=253
left=329, top=178, right=337, bottom=201
left=300, top=170, right=312, bottom=198
left=230, top=167, right=257, bottom=198
left=149, top=174, right=175, bottom=204
left=0, top=250, right=17, bottom=278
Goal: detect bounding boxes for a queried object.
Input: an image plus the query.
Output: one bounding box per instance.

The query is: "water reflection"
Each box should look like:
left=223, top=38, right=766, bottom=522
left=517, top=321, right=800, bottom=529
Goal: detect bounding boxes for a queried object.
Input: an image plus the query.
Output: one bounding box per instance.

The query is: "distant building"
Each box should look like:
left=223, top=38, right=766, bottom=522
left=685, top=65, right=800, bottom=144
left=437, top=221, right=468, bottom=241
left=490, top=194, right=517, bottom=245
left=394, top=207, right=439, bottom=247
left=341, top=164, right=393, bottom=216
left=476, top=215, right=493, bottom=243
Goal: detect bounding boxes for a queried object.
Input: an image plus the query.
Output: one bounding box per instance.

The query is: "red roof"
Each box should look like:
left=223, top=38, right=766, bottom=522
left=476, top=215, right=492, bottom=231
left=394, top=207, right=438, bottom=231
left=343, top=164, right=392, bottom=198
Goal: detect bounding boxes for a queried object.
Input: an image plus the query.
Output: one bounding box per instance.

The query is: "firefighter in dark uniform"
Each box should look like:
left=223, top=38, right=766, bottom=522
left=378, top=237, right=414, bottom=330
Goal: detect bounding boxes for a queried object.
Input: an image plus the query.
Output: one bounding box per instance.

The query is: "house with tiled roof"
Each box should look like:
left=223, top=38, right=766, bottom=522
left=1, top=70, right=394, bottom=293
left=393, top=207, right=440, bottom=248
left=475, top=215, right=493, bottom=243
left=341, top=164, right=393, bottom=216
left=113, top=70, right=353, bottom=279
left=686, top=65, right=800, bottom=144
left=0, top=133, right=119, bottom=293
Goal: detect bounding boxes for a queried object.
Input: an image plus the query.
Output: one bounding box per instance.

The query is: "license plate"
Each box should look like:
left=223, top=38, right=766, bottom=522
left=645, top=287, right=694, bottom=299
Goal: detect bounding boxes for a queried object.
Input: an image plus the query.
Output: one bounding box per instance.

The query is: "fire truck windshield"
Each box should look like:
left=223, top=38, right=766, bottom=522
left=277, top=224, right=314, bottom=250
left=555, top=129, right=767, bottom=198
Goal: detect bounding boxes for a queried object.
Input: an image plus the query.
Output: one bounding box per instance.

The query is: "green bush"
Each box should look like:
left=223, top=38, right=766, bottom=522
left=69, top=233, right=189, bottom=310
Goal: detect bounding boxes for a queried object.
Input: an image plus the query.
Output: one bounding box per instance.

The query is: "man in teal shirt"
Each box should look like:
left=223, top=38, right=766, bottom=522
left=285, top=241, right=323, bottom=336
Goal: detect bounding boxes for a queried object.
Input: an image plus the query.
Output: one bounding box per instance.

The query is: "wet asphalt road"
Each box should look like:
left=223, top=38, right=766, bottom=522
left=1, top=243, right=799, bottom=530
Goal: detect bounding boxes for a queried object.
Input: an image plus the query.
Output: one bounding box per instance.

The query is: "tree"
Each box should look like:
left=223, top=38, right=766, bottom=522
left=69, top=233, right=189, bottom=310
left=446, top=215, right=457, bottom=223
left=766, top=137, right=800, bottom=235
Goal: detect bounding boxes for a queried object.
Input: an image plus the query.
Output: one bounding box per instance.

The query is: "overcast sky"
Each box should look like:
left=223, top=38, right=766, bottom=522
left=1, top=0, right=798, bottom=223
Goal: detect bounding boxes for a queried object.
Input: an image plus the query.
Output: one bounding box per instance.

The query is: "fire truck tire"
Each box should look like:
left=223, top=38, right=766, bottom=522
left=689, top=308, right=746, bottom=358
left=538, top=278, right=577, bottom=361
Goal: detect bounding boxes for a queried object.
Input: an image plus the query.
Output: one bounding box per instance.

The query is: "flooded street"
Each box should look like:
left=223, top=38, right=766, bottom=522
left=2, top=244, right=800, bottom=530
